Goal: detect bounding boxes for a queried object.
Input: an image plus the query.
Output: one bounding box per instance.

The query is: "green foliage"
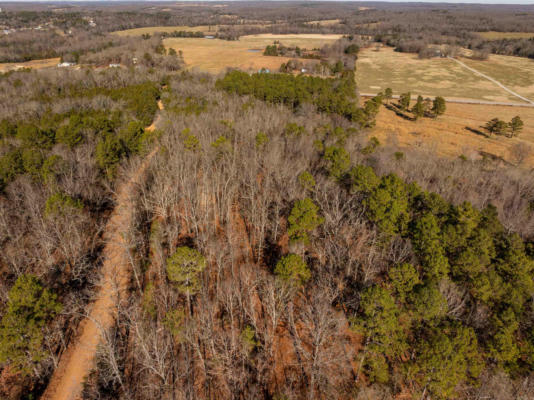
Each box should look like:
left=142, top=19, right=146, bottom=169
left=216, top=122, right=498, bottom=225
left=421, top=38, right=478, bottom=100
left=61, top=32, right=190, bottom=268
left=287, top=197, right=324, bottom=244
left=95, top=133, right=125, bottom=178
left=412, top=95, right=425, bottom=120
left=241, top=325, right=259, bottom=353
left=348, top=164, right=380, bottom=194
left=508, top=116, right=523, bottom=137
left=274, top=253, right=311, bottom=286
left=56, top=115, right=84, bottom=147
left=255, top=131, right=269, bottom=148
left=16, top=123, right=54, bottom=148
left=0, top=274, right=62, bottom=375
left=264, top=44, right=279, bottom=56
left=389, top=263, right=420, bottom=302
left=384, top=87, right=393, bottom=102
left=351, top=285, right=407, bottom=359
left=119, top=121, right=145, bottom=154
left=409, top=281, right=448, bottom=322
left=166, top=246, right=207, bottom=295
left=141, top=282, right=157, bottom=318
left=21, top=148, right=45, bottom=179
left=298, top=171, right=316, bottom=191
left=216, top=70, right=361, bottom=121
left=363, top=354, right=390, bottom=384
left=164, top=308, right=186, bottom=342
left=410, top=213, right=449, bottom=280
left=0, top=118, right=16, bottom=138
left=364, top=174, right=410, bottom=237
left=432, top=96, right=446, bottom=117
left=183, top=134, right=201, bottom=152
left=410, top=324, right=482, bottom=399
left=211, top=135, right=232, bottom=154
left=45, top=192, right=83, bottom=217
left=344, top=43, right=360, bottom=55
left=361, top=136, right=380, bottom=155
left=323, top=145, right=350, bottom=179
left=284, top=122, right=306, bottom=138
left=485, top=118, right=508, bottom=136
left=0, top=149, right=24, bottom=189
left=399, top=92, right=411, bottom=111
left=41, top=154, right=67, bottom=183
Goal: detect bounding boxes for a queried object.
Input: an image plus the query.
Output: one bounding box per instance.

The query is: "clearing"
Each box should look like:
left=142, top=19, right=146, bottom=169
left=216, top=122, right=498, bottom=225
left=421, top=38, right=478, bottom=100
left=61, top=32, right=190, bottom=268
left=163, top=33, right=342, bottom=73
left=366, top=99, right=534, bottom=166
left=0, top=57, right=60, bottom=72
left=356, top=46, right=534, bottom=103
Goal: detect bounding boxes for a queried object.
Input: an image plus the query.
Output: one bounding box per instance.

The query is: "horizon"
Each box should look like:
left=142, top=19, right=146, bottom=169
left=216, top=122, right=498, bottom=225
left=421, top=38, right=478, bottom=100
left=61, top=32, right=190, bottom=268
left=1, top=0, right=534, bottom=4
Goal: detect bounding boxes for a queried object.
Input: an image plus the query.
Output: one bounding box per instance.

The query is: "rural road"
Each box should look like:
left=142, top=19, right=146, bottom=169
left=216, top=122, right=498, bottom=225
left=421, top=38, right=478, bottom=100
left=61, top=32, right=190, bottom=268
left=41, top=100, right=163, bottom=400
left=447, top=56, right=534, bottom=106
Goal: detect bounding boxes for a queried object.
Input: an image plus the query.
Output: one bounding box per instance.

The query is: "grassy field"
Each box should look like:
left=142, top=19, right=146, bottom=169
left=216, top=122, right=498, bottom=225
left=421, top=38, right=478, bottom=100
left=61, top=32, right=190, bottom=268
left=366, top=99, right=534, bottom=166
left=356, top=46, right=530, bottom=103
left=459, top=54, right=534, bottom=101
left=477, top=31, right=534, bottom=40
left=164, top=34, right=342, bottom=73
left=113, top=25, right=217, bottom=36
left=0, top=57, right=60, bottom=72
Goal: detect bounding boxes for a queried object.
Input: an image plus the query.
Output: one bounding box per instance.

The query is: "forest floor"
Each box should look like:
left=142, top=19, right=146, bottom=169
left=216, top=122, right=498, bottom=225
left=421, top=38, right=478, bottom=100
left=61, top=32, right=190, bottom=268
left=41, top=101, right=164, bottom=400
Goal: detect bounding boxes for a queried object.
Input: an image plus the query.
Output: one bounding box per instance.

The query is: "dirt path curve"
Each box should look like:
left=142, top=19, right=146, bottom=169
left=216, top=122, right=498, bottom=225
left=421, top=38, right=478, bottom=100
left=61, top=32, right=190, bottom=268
left=448, top=56, right=534, bottom=105
left=41, top=101, right=164, bottom=400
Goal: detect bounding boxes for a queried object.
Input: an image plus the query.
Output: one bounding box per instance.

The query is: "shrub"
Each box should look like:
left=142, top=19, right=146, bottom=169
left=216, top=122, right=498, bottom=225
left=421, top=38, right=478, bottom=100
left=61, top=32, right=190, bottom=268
left=45, top=192, right=83, bottom=217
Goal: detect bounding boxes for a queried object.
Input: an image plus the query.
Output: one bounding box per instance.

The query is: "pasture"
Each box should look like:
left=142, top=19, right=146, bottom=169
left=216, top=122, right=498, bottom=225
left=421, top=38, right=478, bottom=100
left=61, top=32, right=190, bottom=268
left=0, top=57, right=60, bottom=72
left=365, top=98, right=534, bottom=166
left=163, top=34, right=342, bottom=73
left=356, top=46, right=533, bottom=103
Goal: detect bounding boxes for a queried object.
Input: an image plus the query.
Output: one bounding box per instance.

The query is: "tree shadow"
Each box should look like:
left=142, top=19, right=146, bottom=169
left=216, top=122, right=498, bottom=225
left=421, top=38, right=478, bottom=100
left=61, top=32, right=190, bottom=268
left=385, top=103, right=415, bottom=122
left=465, top=126, right=489, bottom=138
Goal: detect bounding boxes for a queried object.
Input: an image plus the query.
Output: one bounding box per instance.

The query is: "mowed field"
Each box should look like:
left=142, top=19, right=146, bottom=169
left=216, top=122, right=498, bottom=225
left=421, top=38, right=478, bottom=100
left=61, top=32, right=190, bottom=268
left=356, top=46, right=533, bottom=103
left=366, top=99, right=534, bottom=166
left=0, top=57, right=60, bottom=72
left=163, top=34, right=342, bottom=73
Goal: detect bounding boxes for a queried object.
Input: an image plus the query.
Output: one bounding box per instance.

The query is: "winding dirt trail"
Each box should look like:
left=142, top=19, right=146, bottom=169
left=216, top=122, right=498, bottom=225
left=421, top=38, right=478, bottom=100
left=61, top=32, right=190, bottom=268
left=41, top=101, right=163, bottom=400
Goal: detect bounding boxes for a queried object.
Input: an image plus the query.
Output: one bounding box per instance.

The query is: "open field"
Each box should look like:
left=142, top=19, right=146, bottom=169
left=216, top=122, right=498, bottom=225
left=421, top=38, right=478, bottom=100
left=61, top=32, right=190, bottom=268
left=164, top=33, right=342, bottom=73
left=459, top=54, right=534, bottom=102
left=366, top=99, right=534, bottom=166
left=0, top=57, right=60, bottom=72
left=356, top=46, right=532, bottom=103
left=477, top=31, right=534, bottom=40
left=304, top=19, right=341, bottom=26
left=113, top=25, right=217, bottom=36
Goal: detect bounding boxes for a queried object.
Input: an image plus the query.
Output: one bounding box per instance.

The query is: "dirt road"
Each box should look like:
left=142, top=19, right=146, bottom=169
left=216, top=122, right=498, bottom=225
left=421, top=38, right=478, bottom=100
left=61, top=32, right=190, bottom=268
left=41, top=102, right=163, bottom=400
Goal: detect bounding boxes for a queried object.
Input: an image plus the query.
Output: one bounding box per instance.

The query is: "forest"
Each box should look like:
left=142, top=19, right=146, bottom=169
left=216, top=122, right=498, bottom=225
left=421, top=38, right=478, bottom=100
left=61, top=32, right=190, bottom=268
left=1, top=2, right=534, bottom=400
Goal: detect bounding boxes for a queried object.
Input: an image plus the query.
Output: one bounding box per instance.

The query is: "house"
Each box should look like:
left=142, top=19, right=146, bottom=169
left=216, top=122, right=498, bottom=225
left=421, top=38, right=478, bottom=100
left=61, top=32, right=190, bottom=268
left=57, top=62, right=76, bottom=68
left=109, top=63, right=121, bottom=68
left=205, top=35, right=215, bottom=39
left=258, top=68, right=270, bottom=73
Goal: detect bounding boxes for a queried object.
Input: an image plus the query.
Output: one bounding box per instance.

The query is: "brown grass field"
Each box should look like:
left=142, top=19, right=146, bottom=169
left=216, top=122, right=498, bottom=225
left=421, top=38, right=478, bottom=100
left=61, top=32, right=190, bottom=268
left=163, top=34, right=342, bottom=73
left=477, top=31, right=534, bottom=40
left=356, top=47, right=530, bottom=103
left=365, top=98, right=534, bottom=167
left=0, top=57, right=60, bottom=72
